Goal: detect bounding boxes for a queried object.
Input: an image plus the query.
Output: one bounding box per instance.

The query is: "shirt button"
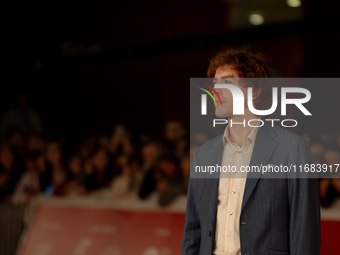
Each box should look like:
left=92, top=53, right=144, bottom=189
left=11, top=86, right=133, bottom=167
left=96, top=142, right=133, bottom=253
left=232, top=191, right=236, bottom=194
left=229, top=212, right=233, bottom=216
left=227, top=232, right=232, bottom=237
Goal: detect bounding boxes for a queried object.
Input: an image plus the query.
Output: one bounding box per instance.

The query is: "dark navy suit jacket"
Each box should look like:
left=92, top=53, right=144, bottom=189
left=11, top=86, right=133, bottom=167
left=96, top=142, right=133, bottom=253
left=181, top=121, right=320, bottom=255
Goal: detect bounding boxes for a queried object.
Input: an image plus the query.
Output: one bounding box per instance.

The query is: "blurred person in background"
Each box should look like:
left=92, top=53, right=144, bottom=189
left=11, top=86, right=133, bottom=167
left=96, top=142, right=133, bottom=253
left=111, top=130, right=140, bottom=179
left=121, top=131, right=140, bottom=159
left=0, top=93, right=43, bottom=138
left=155, top=156, right=184, bottom=206
left=97, top=134, right=110, bottom=148
left=34, top=152, right=49, bottom=193
left=12, top=152, right=40, bottom=204
left=77, top=137, right=96, bottom=161
left=310, top=142, right=325, bottom=165
left=108, top=124, right=127, bottom=156
left=164, top=120, right=186, bottom=144
left=180, top=156, right=191, bottom=194
left=84, top=145, right=113, bottom=192
left=0, top=143, right=23, bottom=202
left=192, top=131, right=210, bottom=147
left=27, top=133, right=45, bottom=153
left=8, top=130, right=27, bottom=159
left=44, top=141, right=67, bottom=196
left=139, top=142, right=162, bottom=199
left=112, top=155, right=141, bottom=199
left=63, top=155, right=87, bottom=196
left=319, top=149, right=340, bottom=207
left=174, top=139, right=189, bottom=161
left=164, top=120, right=186, bottom=157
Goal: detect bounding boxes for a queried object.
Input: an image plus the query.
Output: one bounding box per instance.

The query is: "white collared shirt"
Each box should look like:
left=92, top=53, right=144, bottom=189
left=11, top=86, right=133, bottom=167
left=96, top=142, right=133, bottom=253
left=213, top=121, right=260, bottom=255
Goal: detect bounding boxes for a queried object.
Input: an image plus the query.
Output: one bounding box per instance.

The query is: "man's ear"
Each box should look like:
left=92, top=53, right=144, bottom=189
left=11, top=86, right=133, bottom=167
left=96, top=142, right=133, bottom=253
left=252, top=87, right=262, bottom=100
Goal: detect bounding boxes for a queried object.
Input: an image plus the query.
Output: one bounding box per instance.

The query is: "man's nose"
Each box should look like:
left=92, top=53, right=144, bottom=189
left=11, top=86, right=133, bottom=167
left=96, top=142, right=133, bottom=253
left=213, top=87, right=221, bottom=97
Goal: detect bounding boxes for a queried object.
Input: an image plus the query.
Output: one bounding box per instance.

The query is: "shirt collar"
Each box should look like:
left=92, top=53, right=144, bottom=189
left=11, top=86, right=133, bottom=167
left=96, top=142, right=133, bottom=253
left=222, top=118, right=261, bottom=149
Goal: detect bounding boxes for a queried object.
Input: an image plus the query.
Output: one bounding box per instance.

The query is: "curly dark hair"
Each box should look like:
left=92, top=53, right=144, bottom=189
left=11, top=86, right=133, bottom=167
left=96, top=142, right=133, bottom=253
left=207, top=47, right=274, bottom=110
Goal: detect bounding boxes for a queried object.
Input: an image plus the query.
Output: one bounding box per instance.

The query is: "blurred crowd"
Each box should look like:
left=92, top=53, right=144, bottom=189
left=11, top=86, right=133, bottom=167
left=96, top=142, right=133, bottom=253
left=0, top=94, right=340, bottom=208
left=305, top=132, right=340, bottom=208
left=0, top=95, right=190, bottom=206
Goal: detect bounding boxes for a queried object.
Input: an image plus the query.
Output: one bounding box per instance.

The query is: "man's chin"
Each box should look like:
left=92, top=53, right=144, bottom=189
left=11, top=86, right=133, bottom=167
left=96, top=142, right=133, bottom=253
left=215, top=109, right=231, bottom=119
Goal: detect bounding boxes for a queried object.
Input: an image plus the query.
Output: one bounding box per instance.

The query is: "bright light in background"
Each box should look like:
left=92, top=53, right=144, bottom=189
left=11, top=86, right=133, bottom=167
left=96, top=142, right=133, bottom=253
left=287, top=0, right=301, bottom=7
left=249, top=14, right=264, bottom=25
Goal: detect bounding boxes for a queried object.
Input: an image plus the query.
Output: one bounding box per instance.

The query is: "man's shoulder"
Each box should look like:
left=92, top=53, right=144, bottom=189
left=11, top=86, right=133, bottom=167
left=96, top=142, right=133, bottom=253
left=270, top=122, right=306, bottom=144
left=195, top=133, right=224, bottom=154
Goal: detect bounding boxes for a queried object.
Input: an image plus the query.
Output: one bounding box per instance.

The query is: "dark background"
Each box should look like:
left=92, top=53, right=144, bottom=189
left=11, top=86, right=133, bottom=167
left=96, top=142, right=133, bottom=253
left=3, top=0, right=340, bottom=143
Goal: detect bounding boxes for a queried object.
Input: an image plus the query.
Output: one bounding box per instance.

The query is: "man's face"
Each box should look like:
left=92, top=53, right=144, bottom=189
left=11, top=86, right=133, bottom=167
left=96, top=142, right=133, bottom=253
left=213, top=65, right=247, bottom=118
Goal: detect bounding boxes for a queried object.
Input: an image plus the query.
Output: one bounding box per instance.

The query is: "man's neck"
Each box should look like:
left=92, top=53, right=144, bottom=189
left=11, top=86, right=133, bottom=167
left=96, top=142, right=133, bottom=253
left=228, top=112, right=260, bottom=147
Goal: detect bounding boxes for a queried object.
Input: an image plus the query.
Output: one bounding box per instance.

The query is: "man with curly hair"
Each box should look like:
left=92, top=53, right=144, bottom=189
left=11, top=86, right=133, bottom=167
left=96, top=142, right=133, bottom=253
left=182, top=48, right=320, bottom=255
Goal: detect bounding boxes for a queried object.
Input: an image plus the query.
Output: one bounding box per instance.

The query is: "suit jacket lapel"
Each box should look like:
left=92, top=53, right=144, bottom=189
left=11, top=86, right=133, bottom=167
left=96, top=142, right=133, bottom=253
left=206, top=136, right=223, bottom=221
left=241, top=121, right=278, bottom=212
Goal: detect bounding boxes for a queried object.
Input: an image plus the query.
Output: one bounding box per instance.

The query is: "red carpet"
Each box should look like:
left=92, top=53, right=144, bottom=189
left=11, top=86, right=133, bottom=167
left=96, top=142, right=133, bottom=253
left=321, top=220, right=340, bottom=255
left=19, top=205, right=186, bottom=255
left=19, top=205, right=340, bottom=255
